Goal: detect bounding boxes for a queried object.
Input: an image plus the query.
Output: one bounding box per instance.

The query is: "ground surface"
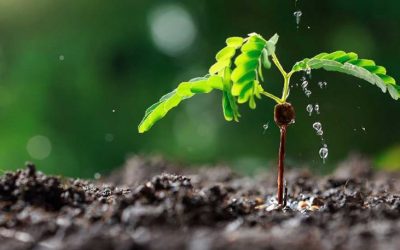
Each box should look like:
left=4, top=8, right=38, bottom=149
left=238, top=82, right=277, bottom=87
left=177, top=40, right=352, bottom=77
left=0, top=155, right=400, bottom=250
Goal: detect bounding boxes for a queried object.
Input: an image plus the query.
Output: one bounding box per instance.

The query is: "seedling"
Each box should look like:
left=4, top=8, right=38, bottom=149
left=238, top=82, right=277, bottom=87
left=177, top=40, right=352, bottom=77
left=138, top=33, right=399, bottom=206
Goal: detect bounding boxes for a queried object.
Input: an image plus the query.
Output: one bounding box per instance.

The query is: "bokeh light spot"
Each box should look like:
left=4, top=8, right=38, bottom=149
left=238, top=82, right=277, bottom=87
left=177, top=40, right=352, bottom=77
left=26, top=135, right=52, bottom=160
left=148, top=4, right=197, bottom=56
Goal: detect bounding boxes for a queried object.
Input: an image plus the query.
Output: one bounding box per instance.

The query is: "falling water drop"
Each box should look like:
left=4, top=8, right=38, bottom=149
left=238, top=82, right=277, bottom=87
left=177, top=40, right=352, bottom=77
left=301, top=80, right=308, bottom=89
left=312, top=122, right=322, bottom=131
left=314, top=104, right=320, bottom=114
left=293, top=11, right=302, bottom=28
left=262, top=122, right=269, bottom=134
left=318, top=81, right=327, bottom=89
left=306, top=104, right=313, bottom=116
left=319, top=145, right=328, bottom=164
left=305, top=68, right=312, bottom=78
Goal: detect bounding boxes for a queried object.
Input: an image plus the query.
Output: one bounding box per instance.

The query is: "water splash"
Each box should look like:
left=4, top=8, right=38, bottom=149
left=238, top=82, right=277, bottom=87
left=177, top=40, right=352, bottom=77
left=293, top=11, right=302, bottom=28
left=319, top=144, right=328, bottom=164
left=305, top=89, right=312, bottom=97
left=306, top=104, right=313, bottom=116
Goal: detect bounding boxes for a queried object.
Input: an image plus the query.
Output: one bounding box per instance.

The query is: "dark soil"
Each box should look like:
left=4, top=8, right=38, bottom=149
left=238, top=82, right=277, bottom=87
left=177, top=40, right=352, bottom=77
left=1, top=155, right=400, bottom=250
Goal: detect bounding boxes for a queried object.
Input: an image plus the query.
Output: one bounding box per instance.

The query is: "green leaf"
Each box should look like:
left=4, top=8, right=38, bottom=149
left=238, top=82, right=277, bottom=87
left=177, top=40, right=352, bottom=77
left=221, top=67, right=240, bottom=121
left=231, top=33, right=269, bottom=108
left=209, top=59, right=230, bottom=75
left=216, top=47, right=236, bottom=61
left=292, top=51, right=399, bottom=100
left=139, top=77, right=216, bottom=133
left=261, top=49, right=271, bottom=69
left=226, top=37, right=244, bottom=49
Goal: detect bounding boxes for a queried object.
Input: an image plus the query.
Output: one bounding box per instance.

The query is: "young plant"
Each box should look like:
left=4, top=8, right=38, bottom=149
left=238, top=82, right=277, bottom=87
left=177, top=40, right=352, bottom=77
left=138, top=33, right=399, bottom=206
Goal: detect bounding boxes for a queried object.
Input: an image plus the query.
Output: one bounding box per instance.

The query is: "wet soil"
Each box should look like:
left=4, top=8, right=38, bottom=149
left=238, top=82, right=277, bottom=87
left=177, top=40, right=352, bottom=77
left=1, top=155, right=400, bottom=250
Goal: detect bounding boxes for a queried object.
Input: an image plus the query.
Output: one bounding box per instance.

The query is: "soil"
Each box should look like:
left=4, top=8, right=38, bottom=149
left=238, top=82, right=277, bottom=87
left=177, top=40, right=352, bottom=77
left=1, top=155, right=400, bottom=250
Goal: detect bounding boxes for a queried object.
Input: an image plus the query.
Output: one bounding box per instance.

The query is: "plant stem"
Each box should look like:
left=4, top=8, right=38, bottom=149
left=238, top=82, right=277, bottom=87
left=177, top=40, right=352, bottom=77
left=281, top=73, right=292, bottom=102
left=261, top=91, right=283, bottom=104
left=271, top=53, right=292, bottom=102
left=271, top=53, right=287, bottom=78
left=277, top=125, right=287, bottom=206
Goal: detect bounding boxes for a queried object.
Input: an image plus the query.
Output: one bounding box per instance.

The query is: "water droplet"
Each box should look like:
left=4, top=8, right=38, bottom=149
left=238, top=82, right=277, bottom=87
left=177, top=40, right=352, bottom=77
left=262, top=122, right=269, bottom=134
left=358, top=84, right=362, bottom=88
left=305, top=68, right=312, bottom=78
left=316, top=130, right=324, bottom=136
left=293, top=11, right=302, bottom=27
left=319, top=146, right=328, bottom=164
left=305, top=89, right=312, bottom=97
left=313, top=122, right=322, bottom=131
left=290, top=119, right=296, bottom=124
left=361, top=127, right=366, bottom=132
left=307, top=26, right=311, bottom=29
left=94, top=173, right=101, bottom=180
left=314, top=104, right=320, bottom=114
left=306, top=104, right=313, bottom=116
left=301, top=80, right=308, bottom=89
left=59, top=55, right=65, bottom=61
left=105, top=133, right=114, bottom=142
left=300, top=76, right=306, bottom=82
left=112, top=109, right=116, bottom=113
left=318, top=81, right=327, bottom=89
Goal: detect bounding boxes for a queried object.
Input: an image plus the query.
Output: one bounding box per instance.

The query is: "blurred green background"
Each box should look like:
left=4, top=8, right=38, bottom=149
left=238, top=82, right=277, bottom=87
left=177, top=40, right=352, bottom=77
left=0, top=0, right=399, bottom=177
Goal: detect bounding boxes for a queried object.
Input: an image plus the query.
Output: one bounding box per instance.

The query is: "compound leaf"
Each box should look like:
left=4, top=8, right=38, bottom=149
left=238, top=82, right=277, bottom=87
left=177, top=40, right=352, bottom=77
left=292, top=51, right=399, bottom=100
left=139, top=76, right=220, bottom=133
left=231, top=33, right=268, bottom=108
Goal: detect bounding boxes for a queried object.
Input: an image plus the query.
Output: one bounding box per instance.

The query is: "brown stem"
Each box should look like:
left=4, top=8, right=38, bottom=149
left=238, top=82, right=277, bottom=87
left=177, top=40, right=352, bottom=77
left=277, top=125, right=287, bottom=206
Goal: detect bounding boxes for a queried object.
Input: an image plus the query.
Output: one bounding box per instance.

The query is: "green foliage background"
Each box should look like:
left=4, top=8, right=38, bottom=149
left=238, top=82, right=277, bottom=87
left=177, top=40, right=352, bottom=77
left=0, top=0, right=399, bottom=177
